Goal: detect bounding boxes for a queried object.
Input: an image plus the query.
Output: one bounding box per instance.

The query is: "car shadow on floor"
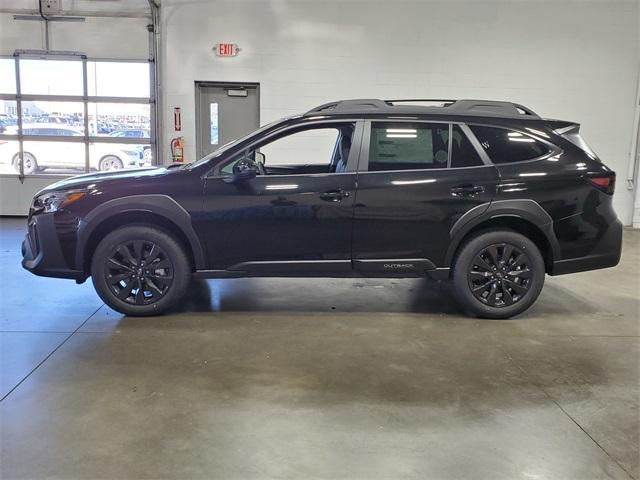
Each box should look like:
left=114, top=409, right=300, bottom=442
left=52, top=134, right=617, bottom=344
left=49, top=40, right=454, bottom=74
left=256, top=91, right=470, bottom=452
left=167, top=276, right=608, bottom=318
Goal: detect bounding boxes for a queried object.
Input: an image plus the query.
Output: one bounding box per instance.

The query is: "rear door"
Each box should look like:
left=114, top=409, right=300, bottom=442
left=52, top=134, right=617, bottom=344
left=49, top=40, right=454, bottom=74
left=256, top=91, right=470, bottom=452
left=352, top=120, right=498, bottom=274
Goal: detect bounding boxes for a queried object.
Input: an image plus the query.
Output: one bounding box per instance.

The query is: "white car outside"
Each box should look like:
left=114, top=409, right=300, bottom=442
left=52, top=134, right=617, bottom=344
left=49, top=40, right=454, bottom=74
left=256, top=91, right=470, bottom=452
left=0, top=124, right=145, bottom=174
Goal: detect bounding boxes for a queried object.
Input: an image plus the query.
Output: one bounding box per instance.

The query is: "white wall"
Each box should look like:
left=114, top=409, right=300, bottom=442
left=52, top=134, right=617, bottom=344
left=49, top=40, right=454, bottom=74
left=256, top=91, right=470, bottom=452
left=161, top=0, right=639, bottom=225
left=0, top=10, right=150, bottom=215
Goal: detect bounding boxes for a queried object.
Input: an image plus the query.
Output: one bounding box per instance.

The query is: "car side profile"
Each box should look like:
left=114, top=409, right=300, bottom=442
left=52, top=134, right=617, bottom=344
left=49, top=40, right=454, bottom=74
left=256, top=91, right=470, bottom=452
left=0, top=124, right=146, bottom=173
left=21, top=99, right=622, bottom=318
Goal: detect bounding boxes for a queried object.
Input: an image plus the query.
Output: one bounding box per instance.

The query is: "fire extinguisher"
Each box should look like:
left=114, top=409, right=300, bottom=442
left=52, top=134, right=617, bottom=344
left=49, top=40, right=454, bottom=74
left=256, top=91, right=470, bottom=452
left=170, top=137, right=184, bottom=163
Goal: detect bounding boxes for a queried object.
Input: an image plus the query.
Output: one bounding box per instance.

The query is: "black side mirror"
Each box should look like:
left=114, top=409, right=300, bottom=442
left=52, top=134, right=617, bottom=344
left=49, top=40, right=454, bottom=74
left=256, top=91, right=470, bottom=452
left=232, top=157, right=258, bottom=182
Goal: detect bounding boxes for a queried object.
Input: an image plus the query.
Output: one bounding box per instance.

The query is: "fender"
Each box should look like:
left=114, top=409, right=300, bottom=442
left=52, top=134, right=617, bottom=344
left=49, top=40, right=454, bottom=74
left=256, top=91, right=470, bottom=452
left=76, top=194, right=206, bottom=271
left=444, top=199, right=561, bottom=266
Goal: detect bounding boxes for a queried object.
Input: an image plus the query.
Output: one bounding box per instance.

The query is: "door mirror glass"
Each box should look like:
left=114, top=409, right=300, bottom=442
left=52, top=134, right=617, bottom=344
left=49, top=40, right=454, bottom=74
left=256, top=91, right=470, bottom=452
left=232, top=156, right=258, bottom=181
left=254, top=151, right=266, bottom=165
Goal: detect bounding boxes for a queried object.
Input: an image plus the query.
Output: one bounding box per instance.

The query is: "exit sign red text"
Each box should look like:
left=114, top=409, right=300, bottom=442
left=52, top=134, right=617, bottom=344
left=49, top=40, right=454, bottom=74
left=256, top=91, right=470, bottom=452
left=215, top=43, right=239, bottom=57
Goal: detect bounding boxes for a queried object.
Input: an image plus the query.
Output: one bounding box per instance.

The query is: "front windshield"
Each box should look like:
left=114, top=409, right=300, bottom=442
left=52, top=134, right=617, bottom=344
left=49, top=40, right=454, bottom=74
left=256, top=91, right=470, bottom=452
left=187, top=117, right=295, bottom=169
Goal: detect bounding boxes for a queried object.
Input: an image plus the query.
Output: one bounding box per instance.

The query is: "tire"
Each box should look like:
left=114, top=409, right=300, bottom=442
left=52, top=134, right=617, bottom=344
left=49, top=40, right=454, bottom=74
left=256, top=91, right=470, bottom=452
left=91, top=225, right=191, bottom=316
left=452, top=230, right=545, bottom=319
left=12, top=152, right=37, bottom=174
left=99, top=155, right=123, bottom=171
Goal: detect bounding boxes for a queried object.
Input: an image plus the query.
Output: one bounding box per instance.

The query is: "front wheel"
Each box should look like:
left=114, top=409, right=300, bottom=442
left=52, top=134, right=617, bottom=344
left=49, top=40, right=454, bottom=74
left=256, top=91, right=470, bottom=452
left=91, top=226, right=191, bottom=316
left=99, top=155, right=123, bottom=171
left=452, top=230, right=545, bottom=319
left=13, top=152, right=38, bottom=174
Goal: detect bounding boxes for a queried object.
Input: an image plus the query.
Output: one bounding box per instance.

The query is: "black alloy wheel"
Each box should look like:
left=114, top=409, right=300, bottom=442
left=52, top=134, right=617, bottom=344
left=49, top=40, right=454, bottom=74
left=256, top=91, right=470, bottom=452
left=452, top=230, right=545, bottom=319
left=467, top=243, right=532, bottom=308
left=91, top=225, right=191, bottom=316
left=105, top=240, right=174, bottom=305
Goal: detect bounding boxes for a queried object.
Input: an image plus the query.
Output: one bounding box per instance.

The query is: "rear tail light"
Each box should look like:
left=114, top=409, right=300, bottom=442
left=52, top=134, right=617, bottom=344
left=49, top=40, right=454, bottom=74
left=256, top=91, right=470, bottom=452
left=587, top=174, right=615, bottom=195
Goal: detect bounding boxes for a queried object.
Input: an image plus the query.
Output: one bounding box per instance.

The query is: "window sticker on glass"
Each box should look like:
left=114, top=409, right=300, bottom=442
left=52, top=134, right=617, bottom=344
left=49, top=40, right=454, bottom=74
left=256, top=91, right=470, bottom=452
left=210, top=103, right=219, bottom=145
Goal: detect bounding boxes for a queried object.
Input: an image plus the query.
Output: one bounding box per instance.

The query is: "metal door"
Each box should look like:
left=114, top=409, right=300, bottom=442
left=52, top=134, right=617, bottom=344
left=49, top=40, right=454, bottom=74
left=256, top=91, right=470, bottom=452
left=195, top=82, right=259, bottom=160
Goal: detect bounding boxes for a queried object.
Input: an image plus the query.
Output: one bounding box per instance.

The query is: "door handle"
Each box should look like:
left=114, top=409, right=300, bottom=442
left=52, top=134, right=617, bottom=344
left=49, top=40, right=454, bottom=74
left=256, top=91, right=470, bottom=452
left=320, top=189, right=350, bottom=202
left=450, top=184, right=485, bottom=197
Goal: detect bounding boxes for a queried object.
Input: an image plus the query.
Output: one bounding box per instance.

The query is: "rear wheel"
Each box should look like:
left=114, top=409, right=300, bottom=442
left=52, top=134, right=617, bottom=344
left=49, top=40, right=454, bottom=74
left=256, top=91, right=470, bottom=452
left=91, top=226, right=191, bottom=316
left=452, top=230, right=545, bottom=319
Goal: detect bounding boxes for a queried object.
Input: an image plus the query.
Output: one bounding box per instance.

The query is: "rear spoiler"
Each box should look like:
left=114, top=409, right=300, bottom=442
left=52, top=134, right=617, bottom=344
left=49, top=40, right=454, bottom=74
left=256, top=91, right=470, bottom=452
left=543, top=119, right=579, bottom=134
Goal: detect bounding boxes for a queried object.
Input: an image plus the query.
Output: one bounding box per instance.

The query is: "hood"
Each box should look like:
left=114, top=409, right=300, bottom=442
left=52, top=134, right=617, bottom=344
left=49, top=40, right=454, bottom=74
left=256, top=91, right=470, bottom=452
left=38, top=166, right=170, bottom=194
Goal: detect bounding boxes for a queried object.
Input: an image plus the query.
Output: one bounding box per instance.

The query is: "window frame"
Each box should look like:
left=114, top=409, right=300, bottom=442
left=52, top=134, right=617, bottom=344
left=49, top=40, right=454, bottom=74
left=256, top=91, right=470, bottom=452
left=358, top=119, right=493, bottom=174
left=0, top=53, right=155, bottom=178
left=208, top=119, right=365, bottom=178
left=464, top=123, right=562, bottom=165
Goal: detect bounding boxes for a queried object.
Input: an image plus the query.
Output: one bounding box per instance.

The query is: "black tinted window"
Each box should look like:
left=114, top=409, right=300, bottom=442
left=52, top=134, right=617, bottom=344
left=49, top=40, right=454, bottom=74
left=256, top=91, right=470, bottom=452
left=451, top=125, right=484, bottom=168
left=369, top=123, right=449, bottom=171
left=470, top=125, right=549, bottom=164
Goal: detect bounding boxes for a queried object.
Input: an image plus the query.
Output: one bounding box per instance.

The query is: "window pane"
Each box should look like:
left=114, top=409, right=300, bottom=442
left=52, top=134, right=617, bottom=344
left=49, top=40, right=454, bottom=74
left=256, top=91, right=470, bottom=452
left=369, top=123, right=449, bottom=171
left=21, top=101, right=85, bottom=135
left=0, top=59, right=16, bottom=94
left=0, top=139, right=20, bottom=173
left=90, top=143, right=149, bottom=171
left=20, top=141, right=86, bottom=174
left=88, top=103, right=150, bottom=137
left=451, top=125, right=484, bottom=168
left=210, top=103, right=219, bottom=145
left=87, top=61, right=150, bottom=97
left=19, top=59, right=83, bottom=96
left=0, top=101, right=18, bottom=135
left=260, top=127, right=339, bottom=166
left=469, top=125, right=550, bottom=164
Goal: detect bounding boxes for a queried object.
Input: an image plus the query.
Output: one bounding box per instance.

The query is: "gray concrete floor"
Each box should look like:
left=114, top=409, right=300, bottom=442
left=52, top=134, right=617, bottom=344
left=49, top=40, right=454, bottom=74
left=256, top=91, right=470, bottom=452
left=0, top=216, right=638, bottom=480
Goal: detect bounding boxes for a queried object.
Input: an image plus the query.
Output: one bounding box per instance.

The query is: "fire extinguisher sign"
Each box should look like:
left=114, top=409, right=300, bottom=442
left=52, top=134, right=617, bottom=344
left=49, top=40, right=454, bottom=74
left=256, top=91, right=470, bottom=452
left=174, top=107, right=182, bottom=131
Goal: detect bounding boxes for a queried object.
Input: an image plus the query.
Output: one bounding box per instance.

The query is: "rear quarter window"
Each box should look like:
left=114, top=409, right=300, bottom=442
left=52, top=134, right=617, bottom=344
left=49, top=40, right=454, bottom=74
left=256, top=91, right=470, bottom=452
left=469, top=125, right=550, bottom=164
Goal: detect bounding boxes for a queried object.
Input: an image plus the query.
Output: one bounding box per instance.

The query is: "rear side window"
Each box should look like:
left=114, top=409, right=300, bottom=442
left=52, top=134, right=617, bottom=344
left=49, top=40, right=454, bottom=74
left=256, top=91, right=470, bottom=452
left=469, top=125, right=550, bottom=164
left=451, top=125, right=484, bottom=168
left=561, top=131, right=599, bottom=161
left=368, top=122, right=449, bottom=171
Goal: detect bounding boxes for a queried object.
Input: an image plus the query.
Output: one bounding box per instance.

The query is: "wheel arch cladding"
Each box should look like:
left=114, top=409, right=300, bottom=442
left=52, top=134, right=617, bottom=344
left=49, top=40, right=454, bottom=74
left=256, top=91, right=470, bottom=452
left=76, top=195, right=205, bottom=274
left=446, top=199, right=560, bottom=273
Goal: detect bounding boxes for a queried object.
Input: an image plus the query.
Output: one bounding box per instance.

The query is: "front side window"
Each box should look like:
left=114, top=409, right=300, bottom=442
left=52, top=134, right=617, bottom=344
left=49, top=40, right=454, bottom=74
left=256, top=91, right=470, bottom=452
left=259, top=127, right=340, bottom=168
left=220, top=123, right=355, bottom=176
left=469, top=125, right=550, bottom=164
left=368, top=122, right=449, bottom=171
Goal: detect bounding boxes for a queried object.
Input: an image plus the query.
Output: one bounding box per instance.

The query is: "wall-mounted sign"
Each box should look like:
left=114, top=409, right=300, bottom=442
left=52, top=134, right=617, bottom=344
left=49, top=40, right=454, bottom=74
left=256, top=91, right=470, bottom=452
left=173, top=107, right=181, bottom=131
left=215, top=43, right=240, bottom=57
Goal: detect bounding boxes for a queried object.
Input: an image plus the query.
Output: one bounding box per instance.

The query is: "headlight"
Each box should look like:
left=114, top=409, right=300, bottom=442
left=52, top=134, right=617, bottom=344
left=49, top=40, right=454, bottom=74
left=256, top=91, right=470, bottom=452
left=32, top=190, right=87, bottom=214
left=122, top=149, right=141, bottom=158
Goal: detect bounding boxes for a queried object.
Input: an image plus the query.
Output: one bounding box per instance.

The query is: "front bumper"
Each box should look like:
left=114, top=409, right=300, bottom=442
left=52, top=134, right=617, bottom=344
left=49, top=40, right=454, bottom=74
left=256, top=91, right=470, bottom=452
left=21, top=213, right=86, bottom=281
left=550, top=218, right=623, bottom=276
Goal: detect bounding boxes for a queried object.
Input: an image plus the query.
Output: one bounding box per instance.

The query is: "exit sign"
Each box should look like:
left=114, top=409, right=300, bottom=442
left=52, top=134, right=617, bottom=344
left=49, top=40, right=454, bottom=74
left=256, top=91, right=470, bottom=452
left=215, top=43, right=239, bottom=57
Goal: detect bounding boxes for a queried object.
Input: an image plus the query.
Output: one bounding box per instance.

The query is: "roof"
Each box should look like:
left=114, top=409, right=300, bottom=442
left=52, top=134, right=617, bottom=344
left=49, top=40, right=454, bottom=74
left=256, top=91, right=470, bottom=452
left=304, top=99, right=541, bottom=120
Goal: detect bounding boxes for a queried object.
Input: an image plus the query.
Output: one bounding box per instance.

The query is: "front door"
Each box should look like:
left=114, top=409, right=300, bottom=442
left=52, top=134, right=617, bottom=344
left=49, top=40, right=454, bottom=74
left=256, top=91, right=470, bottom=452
left=202, top=120, right=363, bottom=274
left=352, top=121, right=499, bottom=275
left=195, top=82, right=259, bottom=160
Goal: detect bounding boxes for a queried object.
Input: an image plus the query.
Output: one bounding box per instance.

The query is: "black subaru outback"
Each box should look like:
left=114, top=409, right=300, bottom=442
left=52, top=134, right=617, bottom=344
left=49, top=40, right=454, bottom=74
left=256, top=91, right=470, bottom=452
left=22, top=99, right=622, bottom=318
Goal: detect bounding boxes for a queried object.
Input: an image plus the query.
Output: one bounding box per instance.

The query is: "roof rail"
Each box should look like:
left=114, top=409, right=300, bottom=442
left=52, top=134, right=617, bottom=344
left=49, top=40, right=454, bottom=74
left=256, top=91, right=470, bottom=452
left=386, top=99, right=456, bottom=105
left=303, top=98, right=540, bottom=119
left=445, top=100, right=538, bottom=117
left=305, top=99, right=389, bottom=114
